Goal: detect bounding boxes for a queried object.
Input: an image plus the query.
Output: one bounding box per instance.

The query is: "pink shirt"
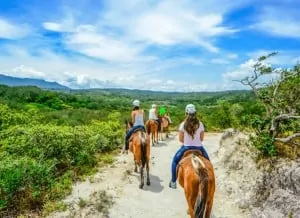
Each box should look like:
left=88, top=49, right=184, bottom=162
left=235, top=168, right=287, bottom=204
left=178, top=121, right=205, bottom=147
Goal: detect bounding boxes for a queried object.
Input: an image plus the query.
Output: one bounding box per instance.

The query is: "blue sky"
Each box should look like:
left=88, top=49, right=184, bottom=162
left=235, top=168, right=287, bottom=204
left=0, top=0, right=299, bottom=91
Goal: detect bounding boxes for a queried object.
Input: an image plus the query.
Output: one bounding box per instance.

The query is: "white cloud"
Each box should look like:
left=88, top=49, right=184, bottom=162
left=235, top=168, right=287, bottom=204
left=255, top=20, right=300, bottom=38
left=211, top=58, right=230, bottom=65
left=43, top=22, right=63, bottom=32
left=222, top=58, right=281, bottom=88
left=227, top=53, right=238, bottom=59
left=0, top=18, right=31, bottom=39
left=64, top=26, right=140, bottom=62
left=222, top=59, right=259, bottom=80
left=126, top=1, right=236, bottom=53
left=247, top=50, right=300, bottom=65
left=253, top=5, right=300, bottom=38
left=10, top=65, right=46, bottom=79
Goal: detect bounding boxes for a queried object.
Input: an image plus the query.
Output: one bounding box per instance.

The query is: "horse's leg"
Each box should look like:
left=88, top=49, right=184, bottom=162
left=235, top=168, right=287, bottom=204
left=134, top=161, right=138, bottom=173
left=205, top=178, right=215, bottom=218
left=184, top=190, right=194, bottom=218
left=152, top=129, right=155, bottom=146
left=165, top=122, right=168, bottom=138
left=162, top=125, right=164, bottom=141
left=205, top=200, right=214, bottom=218
left=146, top=159, right=150, bottom=186
left=139, top=164, right=144, bottom=189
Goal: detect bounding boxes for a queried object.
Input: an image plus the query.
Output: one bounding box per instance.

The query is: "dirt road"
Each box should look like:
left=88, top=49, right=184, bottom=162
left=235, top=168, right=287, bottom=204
left=49, top=132, right=249, bottom=218
left=109, top=132, right=248, bottom=218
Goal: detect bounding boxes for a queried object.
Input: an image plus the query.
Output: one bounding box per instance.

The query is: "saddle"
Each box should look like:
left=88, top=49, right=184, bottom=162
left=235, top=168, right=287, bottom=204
left=179, top=150, right=203, bottom=165
left=133, top=126, right=146, bottom=133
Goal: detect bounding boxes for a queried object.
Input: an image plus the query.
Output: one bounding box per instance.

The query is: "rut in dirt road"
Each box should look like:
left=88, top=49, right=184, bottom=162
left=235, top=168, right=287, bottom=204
left=108, top=132, right=249, bottom=218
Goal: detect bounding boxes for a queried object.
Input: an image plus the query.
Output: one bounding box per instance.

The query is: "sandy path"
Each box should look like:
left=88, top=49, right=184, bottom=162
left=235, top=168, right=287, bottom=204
left=49, top=132, right=249, bottom=218
left=108, top=132, right=249, bottom=218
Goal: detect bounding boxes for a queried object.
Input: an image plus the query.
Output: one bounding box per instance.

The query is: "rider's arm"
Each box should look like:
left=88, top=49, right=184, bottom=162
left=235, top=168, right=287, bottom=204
left=178, top=131, right=184, bottom=144
left=131, top=111, right=135, bottom=124
left=178, top=122, right=184, bottom=144
left=199, top=122, right=205, bottom=141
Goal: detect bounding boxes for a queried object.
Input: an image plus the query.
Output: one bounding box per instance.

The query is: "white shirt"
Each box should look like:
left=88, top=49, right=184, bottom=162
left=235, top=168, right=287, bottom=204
left=149, top=108, right=158, bottom=120
left=178, top=121, right=205, bottom=147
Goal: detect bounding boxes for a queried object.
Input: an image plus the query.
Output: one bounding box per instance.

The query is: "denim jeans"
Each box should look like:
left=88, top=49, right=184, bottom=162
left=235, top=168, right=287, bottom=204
left=125, top=125, right=146, bottom=150
left=171, top=145, right=210, bottom=182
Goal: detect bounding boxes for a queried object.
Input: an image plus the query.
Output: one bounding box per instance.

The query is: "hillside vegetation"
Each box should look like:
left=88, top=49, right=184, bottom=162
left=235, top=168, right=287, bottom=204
left=0, top=53, right=299, bottom=216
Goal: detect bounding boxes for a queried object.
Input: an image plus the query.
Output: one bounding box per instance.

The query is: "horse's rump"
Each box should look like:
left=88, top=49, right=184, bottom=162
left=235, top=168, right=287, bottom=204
left=177, top=151, right=215, bottom=218
left=161, top=117, right=169, bottom=128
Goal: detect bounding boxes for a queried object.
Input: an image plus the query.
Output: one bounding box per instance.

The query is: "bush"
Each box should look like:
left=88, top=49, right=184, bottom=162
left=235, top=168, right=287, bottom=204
left=0, top=111, right=124, bottom=213
left=251, top=132, right=277, bottom=157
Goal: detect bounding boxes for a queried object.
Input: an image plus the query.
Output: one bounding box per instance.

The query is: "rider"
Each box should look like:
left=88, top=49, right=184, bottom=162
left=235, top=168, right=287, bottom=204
left=165, top=112, right=172, bottom=124
left=149, top=104, right=161, bottom=130
left=169, top=104, right=210, bottom=189
left=158, top=105, right=166, bottom=117
left=124, top=99, right=146, bottom=152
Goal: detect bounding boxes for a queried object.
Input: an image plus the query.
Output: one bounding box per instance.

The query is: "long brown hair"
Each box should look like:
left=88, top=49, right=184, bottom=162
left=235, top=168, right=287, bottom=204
left=184, top=113, right=199, bottom=139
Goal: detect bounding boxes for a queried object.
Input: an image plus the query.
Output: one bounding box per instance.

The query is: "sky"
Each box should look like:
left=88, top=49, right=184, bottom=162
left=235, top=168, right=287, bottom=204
left=0, top=0, right=299, bottom=91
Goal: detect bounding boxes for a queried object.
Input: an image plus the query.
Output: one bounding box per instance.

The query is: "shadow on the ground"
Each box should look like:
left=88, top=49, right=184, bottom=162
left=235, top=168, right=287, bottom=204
left=152, top=142, right=168, bottom=147
left=130, top=173, right=164, bottom=193
left=144, top=173, right=164, bottom=193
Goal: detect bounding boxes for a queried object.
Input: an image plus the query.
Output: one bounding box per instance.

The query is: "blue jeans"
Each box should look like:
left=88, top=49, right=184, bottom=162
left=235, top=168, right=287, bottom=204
left=171, top=145, right=210, bottom=182
left=125, top=125, right=146, bottom=150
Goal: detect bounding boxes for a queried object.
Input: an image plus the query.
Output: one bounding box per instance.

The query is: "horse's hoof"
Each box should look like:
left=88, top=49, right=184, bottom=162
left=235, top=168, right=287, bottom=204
left=139, top=184, right=144, bottom=189
left=147, top=180, right=151, bottom=186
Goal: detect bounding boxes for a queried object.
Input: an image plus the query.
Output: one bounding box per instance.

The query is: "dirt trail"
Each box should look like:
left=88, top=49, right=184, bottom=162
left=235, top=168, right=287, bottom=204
left=49, top=132, right=250, bottom=218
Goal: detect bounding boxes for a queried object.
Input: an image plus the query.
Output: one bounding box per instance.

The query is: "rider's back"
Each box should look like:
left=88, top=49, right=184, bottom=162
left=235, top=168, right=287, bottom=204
left=179, top=121, right=204, bottom=147
left=133, top=110, right=144, bottom=126
left=149, top=108, right=157, bottom=120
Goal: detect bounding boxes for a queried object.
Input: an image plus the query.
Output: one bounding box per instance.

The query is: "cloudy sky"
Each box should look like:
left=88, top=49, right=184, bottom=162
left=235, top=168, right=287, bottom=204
left=0, top=0, right=299, bottom=91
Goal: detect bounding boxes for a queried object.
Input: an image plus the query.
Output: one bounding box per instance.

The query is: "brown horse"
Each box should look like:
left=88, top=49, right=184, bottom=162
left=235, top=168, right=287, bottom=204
left=125, top=120, right=151, bottom=189
left=145, top=119, right=158, bottom=146
left=158, top=116, right=169, bottom=141
left=177, top=150, right=215, bottom=218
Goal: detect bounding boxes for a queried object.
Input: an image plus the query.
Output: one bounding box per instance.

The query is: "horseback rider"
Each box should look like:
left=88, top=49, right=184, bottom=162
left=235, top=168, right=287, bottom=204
left=169, top=104, right=210, bottom=189
left=149, top=104, right=161, bottom=130
left=124, top=99, right=146, bottom=153
left=158, top=105, right=166, bottom=118
left=165, top=112, right=172, bottom=124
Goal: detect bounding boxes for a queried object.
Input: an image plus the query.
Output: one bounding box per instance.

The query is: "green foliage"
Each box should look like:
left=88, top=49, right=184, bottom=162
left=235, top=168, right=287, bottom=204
left=238, top=52, right=299, bottom=157
left=0, top=82, right=277, bottom=214
left=251, top=132, right=277, bottom=157
left=0, top=101, right=123, bottom=213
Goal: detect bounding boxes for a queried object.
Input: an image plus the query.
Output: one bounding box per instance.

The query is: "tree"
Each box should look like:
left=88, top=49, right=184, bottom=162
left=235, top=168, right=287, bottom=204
left=235, top=52, right=300, bottom=146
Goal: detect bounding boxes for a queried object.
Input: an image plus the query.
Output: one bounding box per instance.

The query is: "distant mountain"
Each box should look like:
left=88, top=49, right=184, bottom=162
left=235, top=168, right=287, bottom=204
left=0, top=74, right=70, bottom=90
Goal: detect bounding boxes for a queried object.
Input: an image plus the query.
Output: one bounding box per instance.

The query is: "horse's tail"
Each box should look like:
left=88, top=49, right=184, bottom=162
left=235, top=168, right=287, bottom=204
left=140, top=132, right=147, bottom=167
left=191, top=154, right=208, bottom=218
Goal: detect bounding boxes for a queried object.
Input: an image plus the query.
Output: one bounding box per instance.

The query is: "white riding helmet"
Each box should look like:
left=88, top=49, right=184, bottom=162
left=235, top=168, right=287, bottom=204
left=185, top=104, right=196, bottom=114
left=151, top=104, right=156, bottom=108
left=132, top=99, right=140, bottom=107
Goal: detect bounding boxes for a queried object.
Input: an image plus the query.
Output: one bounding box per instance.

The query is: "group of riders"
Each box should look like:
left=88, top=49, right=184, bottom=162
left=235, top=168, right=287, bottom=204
left=123, top=99, right=210, bottom=189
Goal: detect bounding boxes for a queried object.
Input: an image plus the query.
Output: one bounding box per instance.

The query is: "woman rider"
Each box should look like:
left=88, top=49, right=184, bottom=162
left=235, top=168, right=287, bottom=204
left=124, top=99, right=146, bottom=153
left=169, top=104, right=210, bottom=189
left=149, top=104, right=161, bottom=130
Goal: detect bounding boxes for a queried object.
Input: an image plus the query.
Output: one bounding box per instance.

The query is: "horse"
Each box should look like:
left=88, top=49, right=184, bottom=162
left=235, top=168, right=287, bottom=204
left=125, top=120, right=151, bottom=189
left=145, top=119, right=158, bottom=146
left=158, top=116, right=170, bottom=141
left=177, top=150, right=215, bottom=218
